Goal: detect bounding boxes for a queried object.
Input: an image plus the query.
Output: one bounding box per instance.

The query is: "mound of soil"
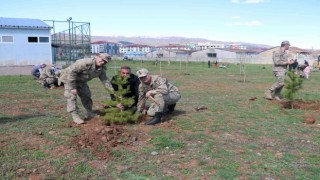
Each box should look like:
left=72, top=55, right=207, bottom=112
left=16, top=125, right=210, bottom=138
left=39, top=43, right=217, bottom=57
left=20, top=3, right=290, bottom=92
left=304, top=115, right=316, bottom=124
left=279, top=99, right=320, bottom=110
left=70, top=111, right=181, bottom=160
left=71, top=117, right=141, bottom=160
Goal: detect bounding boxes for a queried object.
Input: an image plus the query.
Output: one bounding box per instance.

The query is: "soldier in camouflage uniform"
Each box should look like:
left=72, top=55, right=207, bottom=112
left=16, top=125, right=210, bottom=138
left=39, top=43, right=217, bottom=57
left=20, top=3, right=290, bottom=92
left=39, top=65, right=60, bottom=89
left=136, top=68, right=181, bottom=125
left=31, top=64, right=46, bottom=78
left=59, top=53, right=113, bottom=124
left=264, top=41, right=294, bottom=101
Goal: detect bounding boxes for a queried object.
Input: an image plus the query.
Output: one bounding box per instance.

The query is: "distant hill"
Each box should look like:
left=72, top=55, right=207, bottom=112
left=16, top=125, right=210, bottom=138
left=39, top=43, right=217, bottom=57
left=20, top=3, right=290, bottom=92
left=91, top=35, right=272, bottom=49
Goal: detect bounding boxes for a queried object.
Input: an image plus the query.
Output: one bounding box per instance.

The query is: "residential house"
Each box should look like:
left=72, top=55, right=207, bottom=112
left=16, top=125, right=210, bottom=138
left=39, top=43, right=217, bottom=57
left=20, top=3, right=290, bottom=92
left=119, top=44, right=152, bottom=54
left=91, top=41, right=119, bottom=56
left=156, top=44, right=191, bottom=51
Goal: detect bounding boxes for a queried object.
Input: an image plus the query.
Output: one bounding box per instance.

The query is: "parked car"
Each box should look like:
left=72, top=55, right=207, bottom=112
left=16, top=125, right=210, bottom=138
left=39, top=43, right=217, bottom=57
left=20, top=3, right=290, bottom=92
left=123, top=56, right=133, bottom=61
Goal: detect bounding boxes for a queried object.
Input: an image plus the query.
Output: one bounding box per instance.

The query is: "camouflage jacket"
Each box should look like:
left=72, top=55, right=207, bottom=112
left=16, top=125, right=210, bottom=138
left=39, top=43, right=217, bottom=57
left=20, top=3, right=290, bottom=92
left=59, top=58, right=113, bottom=90
left=39, top=65, right=56, bottom=79
left=272, top=48, right=289, bottom=71
left=137, top=75, right=179, bottom=111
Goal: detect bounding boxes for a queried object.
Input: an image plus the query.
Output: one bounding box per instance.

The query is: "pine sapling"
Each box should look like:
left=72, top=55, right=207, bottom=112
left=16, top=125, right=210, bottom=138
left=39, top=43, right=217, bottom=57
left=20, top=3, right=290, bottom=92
left=104, top=71, right=141, bottom=124
left=284, top=71, right=303, bottom=109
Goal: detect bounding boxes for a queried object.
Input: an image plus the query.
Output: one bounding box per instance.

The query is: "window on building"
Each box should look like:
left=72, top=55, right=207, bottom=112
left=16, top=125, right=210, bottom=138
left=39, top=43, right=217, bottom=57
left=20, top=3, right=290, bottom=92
left=28, top=37, right=38, bottom=43
left=156, top=53, right=164, bottom=58
left=207, top=53, right=217, bottom=58
left=39, top=37, right=49, bottom=43
left=2, top=36, right=14, bottom=42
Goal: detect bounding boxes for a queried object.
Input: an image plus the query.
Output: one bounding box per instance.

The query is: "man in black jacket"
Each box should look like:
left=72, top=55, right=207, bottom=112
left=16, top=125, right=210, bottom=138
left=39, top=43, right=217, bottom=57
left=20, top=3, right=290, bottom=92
left=110, top=66, right=140, bottom=110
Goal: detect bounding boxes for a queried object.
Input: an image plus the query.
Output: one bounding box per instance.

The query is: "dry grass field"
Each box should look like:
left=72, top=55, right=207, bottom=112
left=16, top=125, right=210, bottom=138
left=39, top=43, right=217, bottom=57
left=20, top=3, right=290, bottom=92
left=1, top=60, right=319, bottom=179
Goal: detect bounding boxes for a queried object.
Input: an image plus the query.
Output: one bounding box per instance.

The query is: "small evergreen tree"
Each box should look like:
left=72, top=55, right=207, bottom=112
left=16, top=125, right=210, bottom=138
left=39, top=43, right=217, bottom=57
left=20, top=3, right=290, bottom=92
left=104, top=71, right=141, bottom=124
left=284, top=71, right=303, bottom=109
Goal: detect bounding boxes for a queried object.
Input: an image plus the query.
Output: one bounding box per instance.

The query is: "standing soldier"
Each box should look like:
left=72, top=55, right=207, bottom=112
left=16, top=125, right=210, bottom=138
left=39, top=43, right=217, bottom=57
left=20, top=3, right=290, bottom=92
left=59, top=53, right=113, bottom=124
left=312, top=60, right=319, bottom=72
left=264, top=41, right=294, bottom=101
left=136, top=68, right=181, bottom=125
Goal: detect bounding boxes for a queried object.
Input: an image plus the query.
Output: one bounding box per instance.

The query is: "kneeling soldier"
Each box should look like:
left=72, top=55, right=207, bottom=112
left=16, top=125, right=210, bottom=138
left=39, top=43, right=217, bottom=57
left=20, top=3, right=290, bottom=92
left=136, top=68, right=181, bottom=125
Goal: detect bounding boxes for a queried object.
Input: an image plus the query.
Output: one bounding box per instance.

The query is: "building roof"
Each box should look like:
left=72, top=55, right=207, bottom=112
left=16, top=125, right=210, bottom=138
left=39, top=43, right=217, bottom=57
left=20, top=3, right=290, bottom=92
left=221, top=48, right=261, bottom=53
left=124, top=52, right=146, bottom=55
left=260, top=46, right=310, bottom=53
left=122, top=44, right=150, bottom=48
left=157, top=45, right=189, bottom=48
left=311, top=50, right=320, bottom=55
left=289, top=47, right=310, bottom=53
left=0, top=17, right=51, bottom=29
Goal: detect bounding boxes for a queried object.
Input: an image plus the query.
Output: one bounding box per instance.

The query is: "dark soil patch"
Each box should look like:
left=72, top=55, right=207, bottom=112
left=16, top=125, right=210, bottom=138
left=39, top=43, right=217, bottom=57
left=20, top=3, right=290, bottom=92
left=304, top=115, right=317, bottom=124
left=70, top=109, right=184, bottom=161
left=71, top=114, right=153, bottom=161
left=237, top=80, right=250, bottom=83
left=279, top=99, right=320, bottom=110
left=71, top=117, right=139, bottom=160
left=275, top=99, right=320, bottom=124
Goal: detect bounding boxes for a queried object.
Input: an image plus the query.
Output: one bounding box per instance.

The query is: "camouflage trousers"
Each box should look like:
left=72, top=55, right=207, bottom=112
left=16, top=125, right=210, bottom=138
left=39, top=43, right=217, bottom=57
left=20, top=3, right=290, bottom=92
left=38, top=77, right=56, bottom=86
left=44, top=77, right=57, bottom=86
left=269, top=70, right=286, bottom=91
left=64, top=83, right=92, bottom=113
left=147, top=91, right=181, bottom=116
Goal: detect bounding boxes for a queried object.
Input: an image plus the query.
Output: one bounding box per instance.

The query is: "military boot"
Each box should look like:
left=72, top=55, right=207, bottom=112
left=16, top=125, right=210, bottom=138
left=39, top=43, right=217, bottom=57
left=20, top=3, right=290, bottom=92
left=71, top=112, right=85, bottom=124
left=167, top=103, right=176, bottom=114
left=274, top=88, right=283, bottom=101
left=145, top=112, right=163, bottom=125
left=43, top=82, right=50, bottom=89
left=85, top=110, right=99, bottom=120
left=264, top=89, right=273, bottom=100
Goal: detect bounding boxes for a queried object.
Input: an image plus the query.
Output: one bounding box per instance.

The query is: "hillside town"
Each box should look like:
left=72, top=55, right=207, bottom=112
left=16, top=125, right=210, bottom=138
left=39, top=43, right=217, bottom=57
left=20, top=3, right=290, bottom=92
left=2, top=2, right=320, bottom=178
left=1, top=17, right=320, bottom=75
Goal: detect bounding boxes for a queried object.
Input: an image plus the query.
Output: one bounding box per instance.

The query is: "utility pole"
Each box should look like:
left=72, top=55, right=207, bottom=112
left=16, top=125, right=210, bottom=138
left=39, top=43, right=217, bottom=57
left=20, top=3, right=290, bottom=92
left=67, top=17, right=72, bottom=64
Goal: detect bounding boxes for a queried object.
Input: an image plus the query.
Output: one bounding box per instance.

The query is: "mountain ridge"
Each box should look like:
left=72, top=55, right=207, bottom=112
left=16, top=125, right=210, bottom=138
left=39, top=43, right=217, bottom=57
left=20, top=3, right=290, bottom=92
left=91, top=35, right=272, bottom=49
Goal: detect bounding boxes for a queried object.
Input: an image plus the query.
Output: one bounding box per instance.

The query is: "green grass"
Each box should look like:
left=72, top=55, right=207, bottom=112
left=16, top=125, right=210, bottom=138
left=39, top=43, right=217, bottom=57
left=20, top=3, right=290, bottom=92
left=1, top=60, right=320, bottom=179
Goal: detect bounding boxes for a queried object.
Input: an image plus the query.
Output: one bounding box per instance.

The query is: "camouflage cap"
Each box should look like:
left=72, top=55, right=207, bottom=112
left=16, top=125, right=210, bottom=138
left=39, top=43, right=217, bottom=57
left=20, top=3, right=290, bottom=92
left=281, top=40, right=290, bottom=46
left=136, top=68, right=149, bottom=78
left=99, top=53, right=111, bottom=62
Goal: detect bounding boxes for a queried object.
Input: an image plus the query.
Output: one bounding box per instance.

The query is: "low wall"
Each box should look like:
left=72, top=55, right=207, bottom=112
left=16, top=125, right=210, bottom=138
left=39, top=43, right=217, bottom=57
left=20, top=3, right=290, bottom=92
left=0, top=63, right=64, bottom=76
left=0, top=65, right=34, bottom=76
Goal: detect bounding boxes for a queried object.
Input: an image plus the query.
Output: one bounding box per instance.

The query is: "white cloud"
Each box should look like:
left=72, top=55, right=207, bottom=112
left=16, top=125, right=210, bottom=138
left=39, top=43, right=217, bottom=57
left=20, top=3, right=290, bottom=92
left=231, top=0, right=265, bottom=4
left=226, top=20, right=262, bottom=26
left=231, top=16, right=241, bottom=19
left=244, top=0, right=265, bottom=3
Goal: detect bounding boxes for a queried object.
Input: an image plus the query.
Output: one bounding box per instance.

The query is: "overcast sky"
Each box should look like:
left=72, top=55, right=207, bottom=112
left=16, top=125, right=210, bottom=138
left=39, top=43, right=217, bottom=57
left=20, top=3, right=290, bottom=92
left=1, top=0, right=319, bottom=49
